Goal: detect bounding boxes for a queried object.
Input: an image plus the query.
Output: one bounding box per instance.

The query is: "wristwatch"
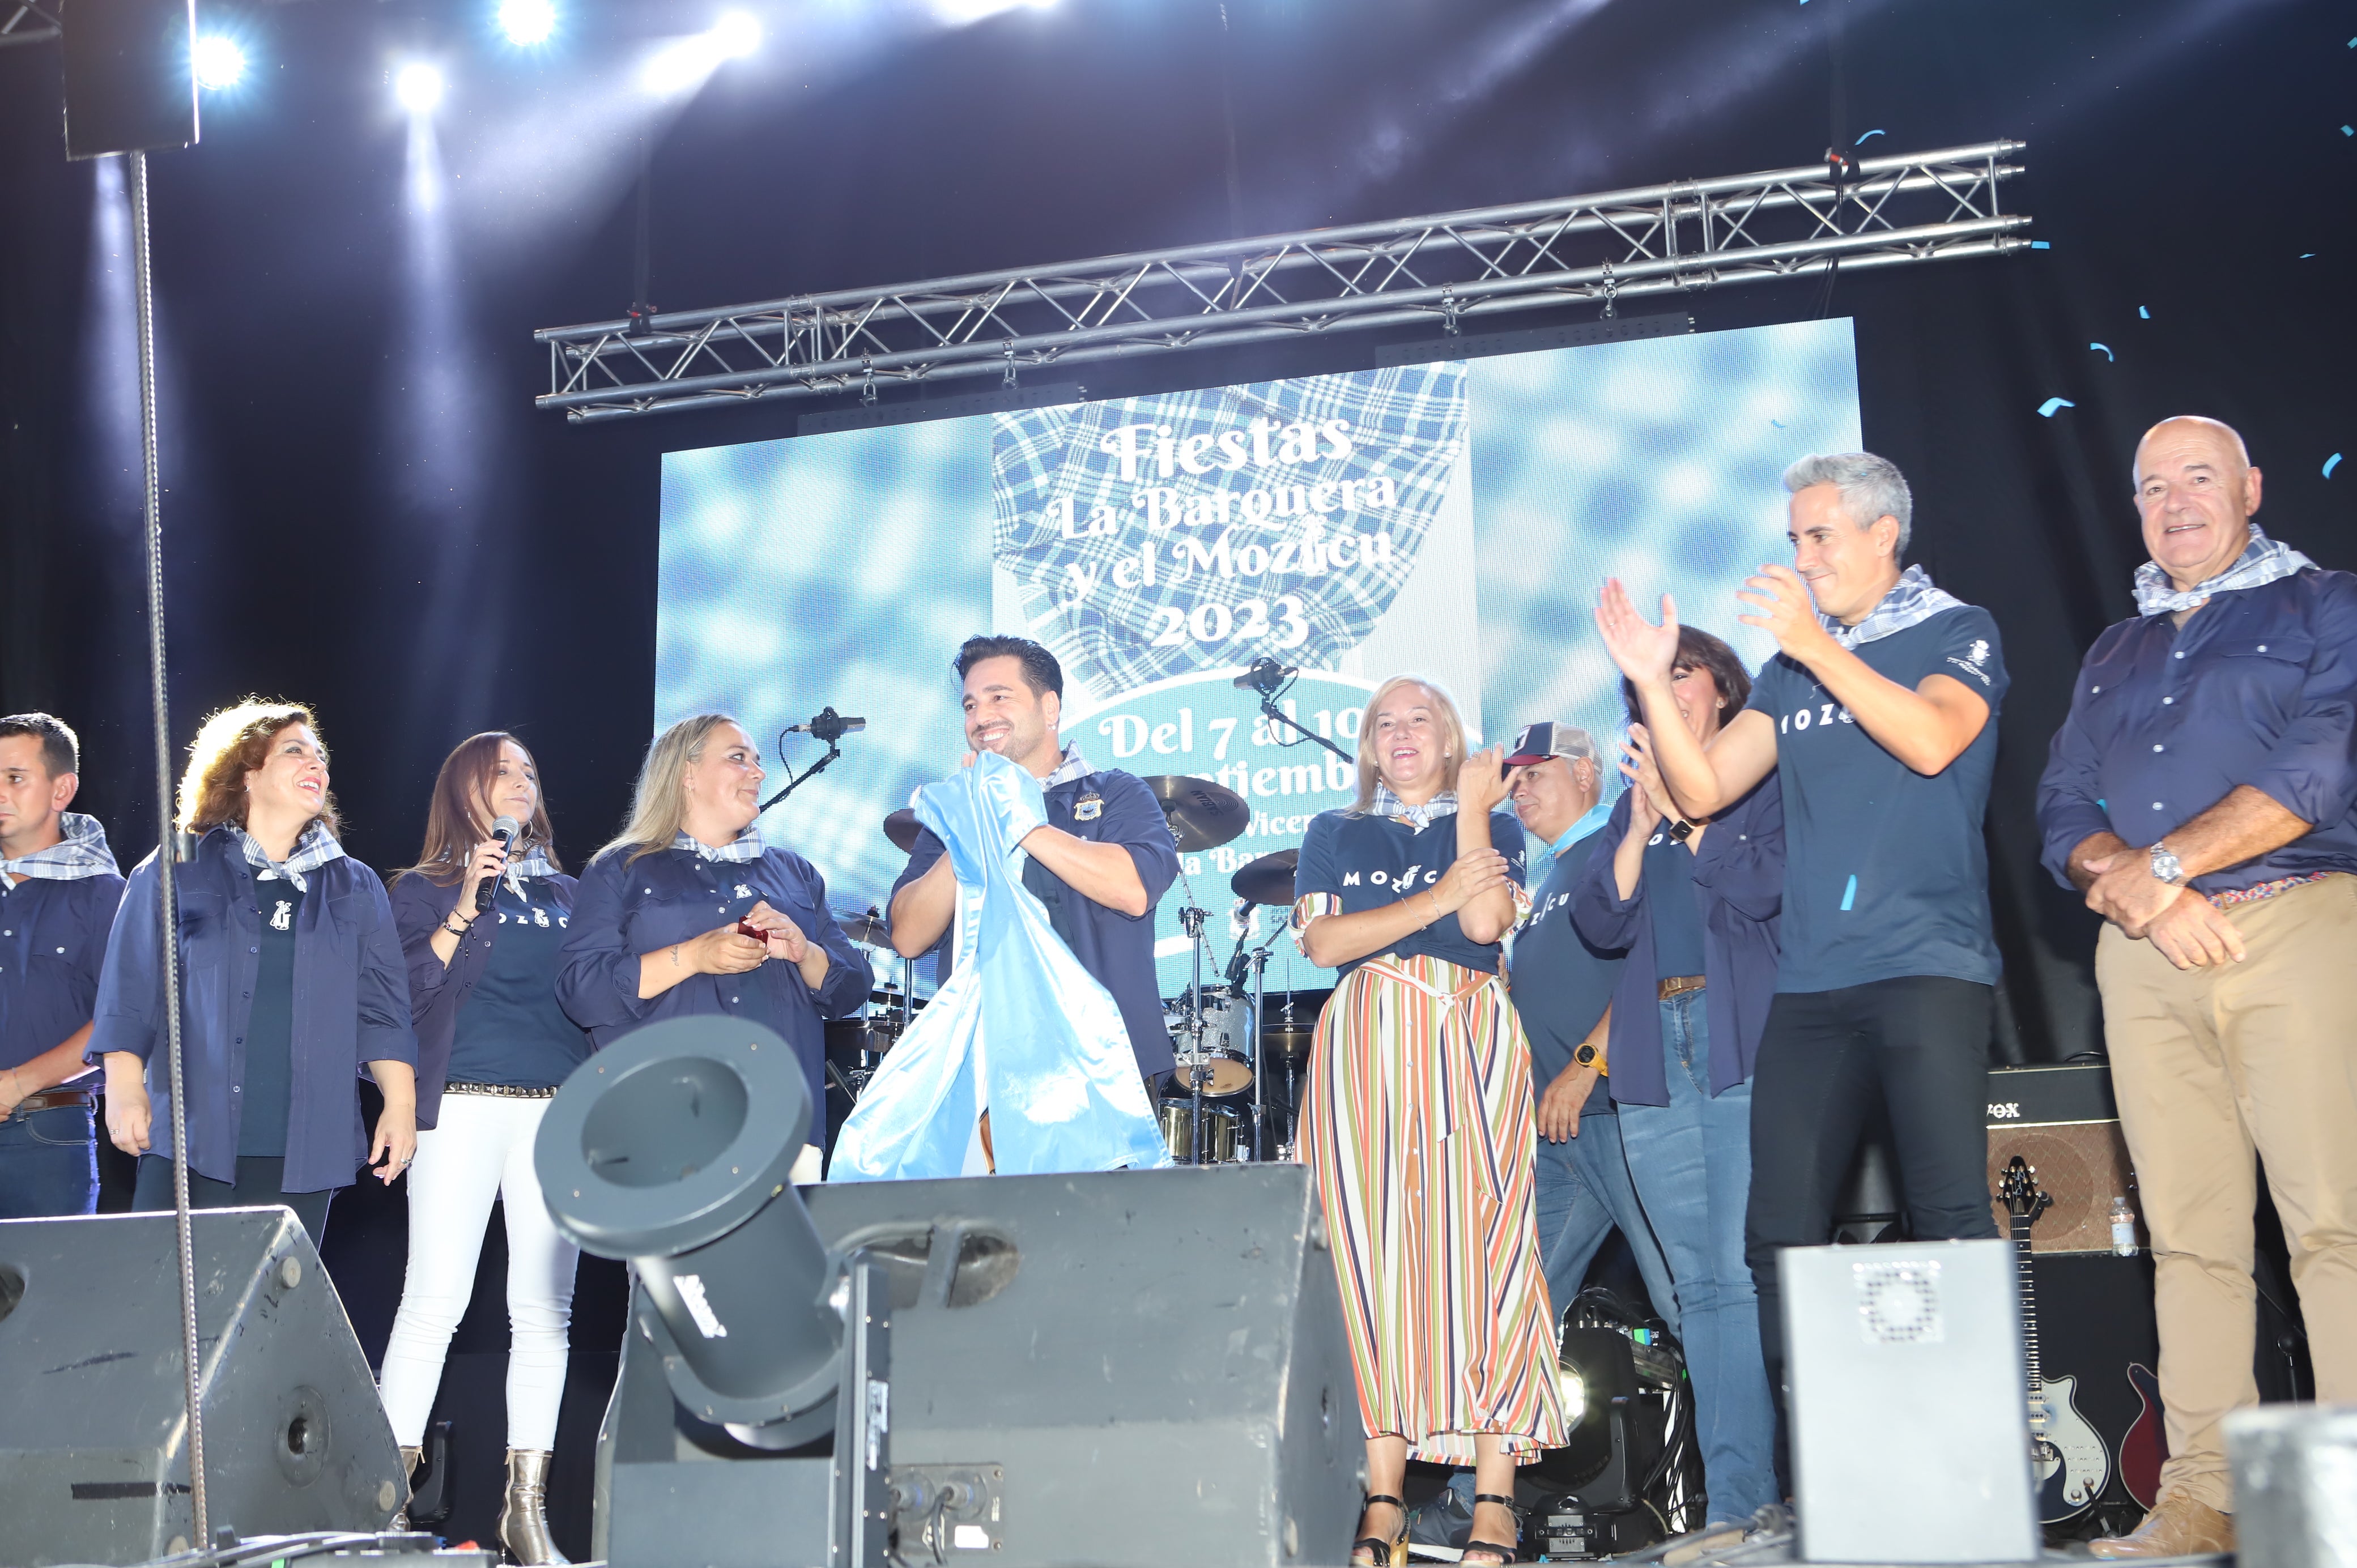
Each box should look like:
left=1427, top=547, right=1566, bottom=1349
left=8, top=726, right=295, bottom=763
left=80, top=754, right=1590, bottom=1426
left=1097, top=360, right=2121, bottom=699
left=1575, top=1041, right=1608, bottom=1075
left=2148, top=841, right=2186, bottom=886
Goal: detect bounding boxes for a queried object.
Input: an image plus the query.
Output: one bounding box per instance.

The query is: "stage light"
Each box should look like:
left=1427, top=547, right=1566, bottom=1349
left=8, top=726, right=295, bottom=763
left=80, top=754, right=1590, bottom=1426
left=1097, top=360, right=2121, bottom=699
left=394, top=61, right=445, bottom=114
left=497, top=0, right=557, bottom=47
left=711, top=10, right=761, bottom=58
left=192, top=35, right=246, bottom=91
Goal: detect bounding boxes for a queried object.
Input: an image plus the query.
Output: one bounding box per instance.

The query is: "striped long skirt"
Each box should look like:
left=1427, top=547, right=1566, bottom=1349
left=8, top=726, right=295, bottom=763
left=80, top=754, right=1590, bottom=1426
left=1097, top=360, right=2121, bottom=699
left=1301, top=952, right=1568, bottom=1464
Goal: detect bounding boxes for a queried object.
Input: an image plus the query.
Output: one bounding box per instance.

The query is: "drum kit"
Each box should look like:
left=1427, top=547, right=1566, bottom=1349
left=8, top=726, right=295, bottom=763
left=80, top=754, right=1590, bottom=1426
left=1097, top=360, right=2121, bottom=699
left=824, top=774, right=1328, bottom=1169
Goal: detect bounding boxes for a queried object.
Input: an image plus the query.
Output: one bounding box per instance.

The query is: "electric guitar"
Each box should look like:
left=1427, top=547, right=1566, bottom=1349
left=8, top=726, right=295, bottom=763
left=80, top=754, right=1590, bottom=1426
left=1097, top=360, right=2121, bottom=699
left=2001, top=1156, right=2111, bottom=1523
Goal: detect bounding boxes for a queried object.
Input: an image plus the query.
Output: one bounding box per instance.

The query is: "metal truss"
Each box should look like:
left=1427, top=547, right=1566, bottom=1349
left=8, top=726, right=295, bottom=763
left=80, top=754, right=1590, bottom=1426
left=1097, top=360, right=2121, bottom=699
left=0, top=3, right=61, bottom=48
left=537, top=139, right=2028, bottom=423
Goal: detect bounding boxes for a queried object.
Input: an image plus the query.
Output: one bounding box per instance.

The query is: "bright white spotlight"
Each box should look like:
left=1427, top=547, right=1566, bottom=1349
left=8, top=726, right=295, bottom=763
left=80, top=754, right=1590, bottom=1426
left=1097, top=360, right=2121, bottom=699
left=497, top=0, right=557, bottom=46
left=394, top=61, right=446, bottom=114
left=710, top=10, right=761, bottom=58
left=192, top=35, right=246, bottom=91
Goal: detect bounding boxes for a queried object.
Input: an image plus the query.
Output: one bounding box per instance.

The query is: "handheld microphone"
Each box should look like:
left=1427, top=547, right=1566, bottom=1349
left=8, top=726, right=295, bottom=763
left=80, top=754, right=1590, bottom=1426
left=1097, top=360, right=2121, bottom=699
left=1233, top=657, right=1297, bottom=694
left=786, top=708, right=866, bottom=744
left=475, top=815, right=520, bottom=914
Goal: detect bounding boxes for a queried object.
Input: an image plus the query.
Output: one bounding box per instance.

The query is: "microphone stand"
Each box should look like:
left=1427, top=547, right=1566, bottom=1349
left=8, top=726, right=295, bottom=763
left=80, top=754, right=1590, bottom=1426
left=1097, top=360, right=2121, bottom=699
left=760, top=708, right=855, bottom=812
left=1245, top=672, right=1354, bottom=765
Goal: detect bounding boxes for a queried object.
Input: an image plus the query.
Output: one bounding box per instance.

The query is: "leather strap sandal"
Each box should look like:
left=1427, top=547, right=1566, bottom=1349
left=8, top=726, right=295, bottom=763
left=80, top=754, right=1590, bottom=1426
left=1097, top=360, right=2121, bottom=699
left=1350, top=1494, right=1409, bottom=1567
left=1460, top=1493, right=1520, bottom=1566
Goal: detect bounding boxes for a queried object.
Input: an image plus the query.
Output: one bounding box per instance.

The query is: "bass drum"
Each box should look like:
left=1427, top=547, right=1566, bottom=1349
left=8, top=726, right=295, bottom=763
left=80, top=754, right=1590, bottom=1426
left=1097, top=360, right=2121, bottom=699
left=1164, top=990, right=1254, bottom=1097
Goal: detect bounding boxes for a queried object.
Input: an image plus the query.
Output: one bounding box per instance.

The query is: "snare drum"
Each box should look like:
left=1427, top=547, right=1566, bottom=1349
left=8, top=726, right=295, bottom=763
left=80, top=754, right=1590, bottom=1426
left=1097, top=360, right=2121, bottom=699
left=1165, top=990, right=1254, bottom=1096
left=1158, top=1097, right=1244, bottom=1165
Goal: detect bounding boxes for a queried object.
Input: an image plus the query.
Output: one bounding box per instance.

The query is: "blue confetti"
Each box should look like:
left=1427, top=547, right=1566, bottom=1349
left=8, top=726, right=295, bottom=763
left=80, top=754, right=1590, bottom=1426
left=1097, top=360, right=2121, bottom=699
left=2139, top=306, right=2150, bottom=318
left=2038, top=398, right=2075, bottom=417
left=2344, top=126, right=2354, bottom=137
left=2091, top=343, right=2113, bottom=361
left=1771, top=419, right=1786, bottom=428
left=2031, top=240, right=2051, bottom=249
left=1854, top=129, right=1886, bottom=144
left=2328, top=454, right=2345, bottom=479
left=1840, top=875, right=1857, bottom=911
left=2302, top=253, right=2318, bottom=259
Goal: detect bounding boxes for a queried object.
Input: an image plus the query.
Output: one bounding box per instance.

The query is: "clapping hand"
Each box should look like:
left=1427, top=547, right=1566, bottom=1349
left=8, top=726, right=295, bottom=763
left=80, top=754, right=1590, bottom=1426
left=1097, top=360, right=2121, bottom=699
left=1596, top=578, right=1682, bottom=686
left=1620, top=723, right=1670, bottom=830
left=1735, top=564, right=1835, bottom=661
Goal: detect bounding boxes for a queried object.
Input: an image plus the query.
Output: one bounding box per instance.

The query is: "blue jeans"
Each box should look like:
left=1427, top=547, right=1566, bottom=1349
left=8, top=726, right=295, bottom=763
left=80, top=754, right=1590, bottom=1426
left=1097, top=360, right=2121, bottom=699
left=1617, top=989, right=1777, bottom=1522
left=0, top=1102, right=100, bottom=1218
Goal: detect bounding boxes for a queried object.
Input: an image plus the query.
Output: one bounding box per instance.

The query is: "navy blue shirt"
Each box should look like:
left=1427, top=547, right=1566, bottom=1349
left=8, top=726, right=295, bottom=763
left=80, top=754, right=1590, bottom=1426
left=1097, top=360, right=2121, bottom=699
left=88, top=829, right=418, bottom=1193
left=448, top=881, right=592, bottom=1090
left=1573, top=777, right=1786, bottom=1105
left=558, top=843, right=870, bottom=1118
left=389, top=866, right=584, bottom=1128
left=1293, top=806, right=1528, bottom=978
left=0, top=871, right=125, bottom=1073
left=1507, top=824, right=1622, bottom=1117
left=892, top=766, right=1181, bottom=1082
left=2038, top=568, right=2357, bottom=893
left=1745, top=604, right=2009, bottom=992
left=1644, top=835, right=1707, bottom=980
left=238, top=879, right=304, bottom=1157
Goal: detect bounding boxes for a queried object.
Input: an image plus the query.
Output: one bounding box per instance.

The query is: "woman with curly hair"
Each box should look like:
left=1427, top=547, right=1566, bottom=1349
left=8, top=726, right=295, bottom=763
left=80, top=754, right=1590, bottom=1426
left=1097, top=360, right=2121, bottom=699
left=90, top=700, right=417, bottom=1243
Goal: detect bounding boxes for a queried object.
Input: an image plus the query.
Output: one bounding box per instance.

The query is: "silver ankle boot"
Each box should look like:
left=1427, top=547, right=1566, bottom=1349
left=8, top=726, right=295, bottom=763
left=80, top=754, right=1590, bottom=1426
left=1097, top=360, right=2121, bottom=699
left=390, top=1445, right=422, bottom=1531
left=498, top=1448, right=569, bottom=1566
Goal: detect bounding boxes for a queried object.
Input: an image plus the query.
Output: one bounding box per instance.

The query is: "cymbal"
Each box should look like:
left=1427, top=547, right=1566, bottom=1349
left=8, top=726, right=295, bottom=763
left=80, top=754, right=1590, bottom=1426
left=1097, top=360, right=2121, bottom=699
left=836, top=907, right=893, bottom=948
left=883, top=807, right=921, bottom=853
left=1231, top=847, right=1299, bottom=907
left=1140, top=774, right=1249, bottom=853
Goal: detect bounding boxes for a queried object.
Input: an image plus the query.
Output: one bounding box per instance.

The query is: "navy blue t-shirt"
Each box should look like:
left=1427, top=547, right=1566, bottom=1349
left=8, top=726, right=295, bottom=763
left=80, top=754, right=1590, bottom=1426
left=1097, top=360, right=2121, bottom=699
left=448, top=880, right=592, bottom=1089
left=1746, top=603, right=2009, bottom=992
left=239, top=877, right=304, bottom=1158
left=1293, top=806, right=1528, bottom=978
left=1643, top=833, right=1707, bottom=981
left=1508, top=827, right=1622, bottom=1117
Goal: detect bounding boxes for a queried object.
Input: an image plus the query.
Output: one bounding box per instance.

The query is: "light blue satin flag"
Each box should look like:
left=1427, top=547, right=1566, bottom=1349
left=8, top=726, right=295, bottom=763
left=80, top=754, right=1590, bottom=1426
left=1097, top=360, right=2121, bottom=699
left=828, top=750, right=1172, bottom=1180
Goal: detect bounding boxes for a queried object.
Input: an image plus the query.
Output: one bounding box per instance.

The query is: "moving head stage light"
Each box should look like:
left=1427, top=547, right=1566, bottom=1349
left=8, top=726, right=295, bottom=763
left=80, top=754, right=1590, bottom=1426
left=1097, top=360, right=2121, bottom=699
left=535, top=1016, right=1359, bottom=1568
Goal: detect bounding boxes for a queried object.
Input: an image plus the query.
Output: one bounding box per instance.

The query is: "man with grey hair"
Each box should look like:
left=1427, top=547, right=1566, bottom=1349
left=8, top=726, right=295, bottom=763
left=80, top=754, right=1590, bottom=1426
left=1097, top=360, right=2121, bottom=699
left=2036, top=415, right=2357, bottom=1558
left=1597, top=450, right=2009, bottom=1485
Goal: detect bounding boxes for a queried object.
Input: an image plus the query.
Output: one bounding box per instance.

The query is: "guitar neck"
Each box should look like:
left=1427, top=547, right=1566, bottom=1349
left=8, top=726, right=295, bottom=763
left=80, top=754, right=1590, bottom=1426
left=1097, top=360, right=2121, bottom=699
left=2012, top=1212, right=2048, bottom=1414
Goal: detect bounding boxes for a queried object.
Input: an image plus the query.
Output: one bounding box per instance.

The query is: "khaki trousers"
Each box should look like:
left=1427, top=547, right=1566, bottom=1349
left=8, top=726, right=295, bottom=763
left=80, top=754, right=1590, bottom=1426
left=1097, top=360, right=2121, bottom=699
left=2095, top=873, right=2357, bottom=1512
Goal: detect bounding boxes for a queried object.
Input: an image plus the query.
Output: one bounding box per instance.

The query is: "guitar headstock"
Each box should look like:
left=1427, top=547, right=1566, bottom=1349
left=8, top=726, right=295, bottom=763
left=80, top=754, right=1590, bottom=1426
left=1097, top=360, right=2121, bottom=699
left=2001, top=1154, right=2054, bottom=1225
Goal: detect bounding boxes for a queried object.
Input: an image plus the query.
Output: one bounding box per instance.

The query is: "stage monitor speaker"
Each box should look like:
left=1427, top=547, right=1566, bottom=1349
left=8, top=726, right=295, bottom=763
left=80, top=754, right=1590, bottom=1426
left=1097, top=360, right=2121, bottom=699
left=61, top=0, right=197, bottom=160
left=0, top=1208, right=403, bottom=1566
left=1782, top=1239, right=2040, bottom=1565
left=591, top=1165, right=1360, bottom=1568
left=2227, top=1403, right=2357, bottom=1568
left=1984, top=1063, right=2147, bottom=1254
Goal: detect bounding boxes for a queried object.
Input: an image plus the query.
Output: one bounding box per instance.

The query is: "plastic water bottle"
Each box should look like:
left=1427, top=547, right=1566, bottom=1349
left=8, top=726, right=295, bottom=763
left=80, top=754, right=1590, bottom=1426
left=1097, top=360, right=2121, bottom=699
left=2110, top=1196, right=2139, bottom=1257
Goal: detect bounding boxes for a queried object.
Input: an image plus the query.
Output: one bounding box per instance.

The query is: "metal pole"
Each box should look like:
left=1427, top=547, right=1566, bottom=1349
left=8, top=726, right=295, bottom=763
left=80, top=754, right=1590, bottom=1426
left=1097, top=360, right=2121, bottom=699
left=128, top=148, right=208, bottom=1549
left=1248, top=943, right=1267, bottom=1162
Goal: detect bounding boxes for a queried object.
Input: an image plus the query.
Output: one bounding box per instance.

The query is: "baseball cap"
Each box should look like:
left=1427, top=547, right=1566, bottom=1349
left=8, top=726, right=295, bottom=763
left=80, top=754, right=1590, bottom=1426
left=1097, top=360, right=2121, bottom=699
left=1505, top=722, right=1597, bottom=768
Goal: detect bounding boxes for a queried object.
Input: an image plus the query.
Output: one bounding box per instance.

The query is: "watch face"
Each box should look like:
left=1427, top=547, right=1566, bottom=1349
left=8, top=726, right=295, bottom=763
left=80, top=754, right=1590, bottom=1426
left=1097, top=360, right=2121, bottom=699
left=1667, top=819, right=1695, bottom=842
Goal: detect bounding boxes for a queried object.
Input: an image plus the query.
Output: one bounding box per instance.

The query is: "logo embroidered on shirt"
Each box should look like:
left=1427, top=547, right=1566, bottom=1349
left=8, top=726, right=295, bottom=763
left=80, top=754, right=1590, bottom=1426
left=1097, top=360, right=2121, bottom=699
left=533, top=907, right=550, bottom=927
left=270, top=899, right=292, bottom=931
left=734, top=883, right=756, bottom=901
left=1945, top=639, right=1996, bottom=686
left=1074, top=792, right=1104, bottom=822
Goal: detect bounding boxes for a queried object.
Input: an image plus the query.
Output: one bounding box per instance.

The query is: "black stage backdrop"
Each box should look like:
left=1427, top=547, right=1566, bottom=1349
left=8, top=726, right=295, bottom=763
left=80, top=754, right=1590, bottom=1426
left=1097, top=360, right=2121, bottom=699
left=1, top=0, right=2352, bottom=1543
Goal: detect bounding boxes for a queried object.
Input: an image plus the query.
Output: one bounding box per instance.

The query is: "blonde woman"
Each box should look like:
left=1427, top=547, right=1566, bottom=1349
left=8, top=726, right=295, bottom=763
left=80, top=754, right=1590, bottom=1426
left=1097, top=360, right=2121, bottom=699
left=1292, top=676, right=1565, bottom=1567
left=91, top=701, right=418, bottom=1243
left=556, top=714, right=867, bottom=1178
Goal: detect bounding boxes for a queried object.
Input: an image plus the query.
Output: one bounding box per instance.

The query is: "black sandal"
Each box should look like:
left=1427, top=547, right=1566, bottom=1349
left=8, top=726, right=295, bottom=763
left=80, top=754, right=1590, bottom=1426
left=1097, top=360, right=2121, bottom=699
left=1350, top=1494, right=1409, bottom=1567
left=1460, top=1493, right=1520, bottom=1566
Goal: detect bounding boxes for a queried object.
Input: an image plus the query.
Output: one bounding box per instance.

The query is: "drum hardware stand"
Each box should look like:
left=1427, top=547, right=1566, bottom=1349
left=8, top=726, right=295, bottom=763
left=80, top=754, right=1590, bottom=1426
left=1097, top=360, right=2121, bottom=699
left=1245, top=939, right=1272, bottom=1162
left=1178, top=906, right=1213, bottom=1166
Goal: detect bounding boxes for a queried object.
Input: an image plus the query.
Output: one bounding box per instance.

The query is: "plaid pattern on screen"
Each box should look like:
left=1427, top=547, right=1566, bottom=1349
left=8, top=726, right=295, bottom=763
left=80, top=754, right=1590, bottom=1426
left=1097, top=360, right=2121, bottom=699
left=990, top=363, right=1469, bottom=691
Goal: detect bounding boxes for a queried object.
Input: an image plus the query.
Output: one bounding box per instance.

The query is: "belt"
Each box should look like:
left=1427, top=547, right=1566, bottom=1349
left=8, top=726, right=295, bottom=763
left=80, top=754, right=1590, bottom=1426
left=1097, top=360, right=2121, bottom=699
left=444, top=1081, right=558, bottom=1100
left=1657, top=974, right=1707, bottom=1000
left=15, top=1088, right=95, bottom=1113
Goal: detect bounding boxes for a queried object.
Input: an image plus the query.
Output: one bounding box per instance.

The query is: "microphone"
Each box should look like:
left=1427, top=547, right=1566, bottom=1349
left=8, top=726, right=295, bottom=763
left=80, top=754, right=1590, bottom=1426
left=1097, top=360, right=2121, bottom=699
left=786, top=708, right=866, bottom=744
left=475, top=814, right=520, bottom=914
left=1233, top=657, right=1296, bottom=694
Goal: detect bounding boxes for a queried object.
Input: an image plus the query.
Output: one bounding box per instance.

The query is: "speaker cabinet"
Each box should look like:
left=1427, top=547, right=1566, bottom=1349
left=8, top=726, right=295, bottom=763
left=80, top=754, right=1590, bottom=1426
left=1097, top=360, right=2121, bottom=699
left=1984, top=1064, right=2147, bottom=1254
left=61, top=0, right=197, bottom=160
left=594, top=1165, right=1360, bottom=1568
left=0, top=1208, right=402, bottom=1566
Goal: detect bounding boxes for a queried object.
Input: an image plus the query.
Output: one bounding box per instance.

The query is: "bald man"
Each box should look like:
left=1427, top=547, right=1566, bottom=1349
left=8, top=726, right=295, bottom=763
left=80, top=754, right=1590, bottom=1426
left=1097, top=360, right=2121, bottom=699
left=2037, top=416, right=2357, bottom=1558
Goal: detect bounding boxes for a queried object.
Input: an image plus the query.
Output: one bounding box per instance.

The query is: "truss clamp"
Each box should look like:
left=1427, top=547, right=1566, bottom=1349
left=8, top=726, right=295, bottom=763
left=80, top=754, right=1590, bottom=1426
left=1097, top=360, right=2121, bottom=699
left=1002, top=340, right=1018, bottom=388
left=1440, top=287, right=1462, bottom=336
left=1599, top=261, right=1618, bottom=320
left=861, top=359, right=877, bottom=406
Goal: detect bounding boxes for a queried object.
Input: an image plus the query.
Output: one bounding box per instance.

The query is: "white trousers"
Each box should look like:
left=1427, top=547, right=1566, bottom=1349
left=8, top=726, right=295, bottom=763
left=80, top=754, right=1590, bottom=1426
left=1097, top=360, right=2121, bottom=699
left=377, top=1093, right=579, bottom=1449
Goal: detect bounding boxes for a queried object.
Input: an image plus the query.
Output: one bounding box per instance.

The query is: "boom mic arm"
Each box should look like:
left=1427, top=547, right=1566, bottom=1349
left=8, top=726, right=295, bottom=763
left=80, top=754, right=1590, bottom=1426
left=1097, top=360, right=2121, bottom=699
left=762, top=707, right=862, bottom=812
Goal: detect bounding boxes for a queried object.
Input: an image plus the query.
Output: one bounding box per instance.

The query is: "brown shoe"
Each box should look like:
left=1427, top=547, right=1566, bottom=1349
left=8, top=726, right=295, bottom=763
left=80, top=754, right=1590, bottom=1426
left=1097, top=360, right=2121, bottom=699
left=2087, top=1493, right=2234, bottom=1558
